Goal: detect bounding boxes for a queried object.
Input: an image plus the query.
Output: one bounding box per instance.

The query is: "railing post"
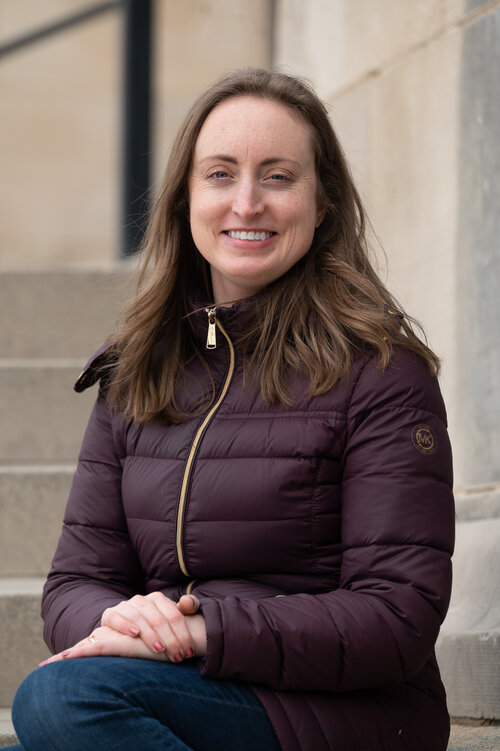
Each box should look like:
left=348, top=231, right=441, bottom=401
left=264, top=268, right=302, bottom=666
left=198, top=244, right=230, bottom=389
left=122, top=0, right=152, bottom=257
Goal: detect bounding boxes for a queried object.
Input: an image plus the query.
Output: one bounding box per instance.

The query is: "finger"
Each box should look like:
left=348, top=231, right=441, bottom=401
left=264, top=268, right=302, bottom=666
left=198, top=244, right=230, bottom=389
left=102, top=598, right=171, bottom=655
left=40, top=635, right=104, bottom=665
left=100, top=594, right=195, bottom=661
left=39, top=649, right=72, bottom=665
left=144, top=593, right=195, bottom=660
left=107, top=594, right=188, bottom=659
left=101, top=604, right=141, bottom=637
left=177, top=594, right=200, bottom=615
left=39, top=628, right=171, bottom=665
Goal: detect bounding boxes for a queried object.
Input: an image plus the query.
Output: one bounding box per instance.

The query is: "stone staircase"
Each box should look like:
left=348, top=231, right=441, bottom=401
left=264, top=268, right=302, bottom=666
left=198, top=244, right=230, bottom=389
left=0, top=269, right=498, bottom=749
left=0, top=269, right=132, bottom=746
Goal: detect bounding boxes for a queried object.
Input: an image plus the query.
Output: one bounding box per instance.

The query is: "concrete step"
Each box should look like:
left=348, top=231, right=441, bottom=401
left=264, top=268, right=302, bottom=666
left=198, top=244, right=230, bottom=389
left=448, top=722, right=500, bottom=750
left=0, top=269, right=133, bottom=359
left=0, top=579, right=48, bottom=707
left=0, top=712, right=498, bottom=750
left=0, top=466, right=73, bottom=577
left=0, top=361, right=96, bottom=463
left=0, top=709, right=17, bottom=748
left=436, top=488, right=500, bottom=721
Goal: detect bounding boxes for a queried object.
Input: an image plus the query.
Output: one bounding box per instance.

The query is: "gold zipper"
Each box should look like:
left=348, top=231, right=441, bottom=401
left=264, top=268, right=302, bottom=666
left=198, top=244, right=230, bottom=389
left=205, top=307, right=217, bottom=349
left=175, top=310, right=235, bottom=577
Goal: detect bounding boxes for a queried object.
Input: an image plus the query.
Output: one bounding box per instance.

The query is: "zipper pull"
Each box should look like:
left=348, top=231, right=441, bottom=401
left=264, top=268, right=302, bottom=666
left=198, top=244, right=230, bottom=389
left=205, top=307, right=217, bottom=349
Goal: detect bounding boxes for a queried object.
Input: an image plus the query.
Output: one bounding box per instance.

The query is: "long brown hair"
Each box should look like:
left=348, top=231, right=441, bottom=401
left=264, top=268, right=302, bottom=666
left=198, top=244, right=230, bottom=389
left=106, top=68, right=439, bottom=423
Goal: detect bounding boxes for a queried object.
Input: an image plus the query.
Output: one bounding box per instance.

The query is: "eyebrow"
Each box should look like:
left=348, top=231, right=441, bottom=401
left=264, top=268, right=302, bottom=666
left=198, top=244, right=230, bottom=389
left=198, top=154, right=301, bottom=167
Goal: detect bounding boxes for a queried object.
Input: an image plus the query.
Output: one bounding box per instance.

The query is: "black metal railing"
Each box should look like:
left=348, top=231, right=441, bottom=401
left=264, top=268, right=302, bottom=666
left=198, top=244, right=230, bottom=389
left=0, top=0, right=152, bottom=257
left=123, top=0, right=152, bottom=257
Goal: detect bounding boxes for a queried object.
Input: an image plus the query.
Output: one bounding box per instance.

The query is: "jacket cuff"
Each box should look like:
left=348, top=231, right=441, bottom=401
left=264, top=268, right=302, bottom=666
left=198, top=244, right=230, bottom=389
left=196, top=597, right=224, bottom=677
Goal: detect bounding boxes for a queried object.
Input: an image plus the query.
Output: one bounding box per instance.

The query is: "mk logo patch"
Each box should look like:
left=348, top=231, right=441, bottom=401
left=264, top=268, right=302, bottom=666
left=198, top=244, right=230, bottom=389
left=411, top=424, right=436, bottom=455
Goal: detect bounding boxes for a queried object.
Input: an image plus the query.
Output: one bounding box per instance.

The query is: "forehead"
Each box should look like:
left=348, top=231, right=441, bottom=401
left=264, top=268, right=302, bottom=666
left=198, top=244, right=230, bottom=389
left=193, top=95, right=313, bottom=161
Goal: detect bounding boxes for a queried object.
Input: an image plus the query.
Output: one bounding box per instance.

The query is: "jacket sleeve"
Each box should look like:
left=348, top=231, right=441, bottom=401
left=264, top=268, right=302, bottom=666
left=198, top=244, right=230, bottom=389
left=42, top=390, right=145, bottom=653
left=198, top=350, right=455, bottom=691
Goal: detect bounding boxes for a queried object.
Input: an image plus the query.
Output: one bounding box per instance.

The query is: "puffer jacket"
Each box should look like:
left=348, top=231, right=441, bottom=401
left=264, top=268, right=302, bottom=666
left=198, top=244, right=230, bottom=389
left=42, top=297, right=455, bottom=751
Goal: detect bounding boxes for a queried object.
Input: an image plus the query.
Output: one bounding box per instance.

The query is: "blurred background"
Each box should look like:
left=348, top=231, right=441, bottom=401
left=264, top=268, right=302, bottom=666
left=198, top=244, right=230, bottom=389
left=0, top=0, right=499, bottom=744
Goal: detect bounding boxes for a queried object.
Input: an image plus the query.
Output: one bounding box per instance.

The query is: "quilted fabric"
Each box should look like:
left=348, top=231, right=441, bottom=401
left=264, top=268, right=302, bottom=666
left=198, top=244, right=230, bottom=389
left=42, top=299, right=455, bottom=751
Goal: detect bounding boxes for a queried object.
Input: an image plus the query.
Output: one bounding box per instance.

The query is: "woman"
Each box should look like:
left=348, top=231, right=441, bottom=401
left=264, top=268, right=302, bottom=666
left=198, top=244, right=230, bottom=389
left=8, top=68, right=454, bottom=751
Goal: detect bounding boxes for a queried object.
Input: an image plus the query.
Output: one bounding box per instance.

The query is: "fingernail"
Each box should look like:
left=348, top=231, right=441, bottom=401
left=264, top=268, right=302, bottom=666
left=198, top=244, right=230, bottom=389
left=174, top=653, right=183, bottom=663
left=39, top=660, right=48, bottom=667
left=62, top=650, right=71, bottom=659
left=186, top=647, right=194, bottom=658
left=130, top=627, right=139, bottom=636
left=154, top=641, right=165, bottom=653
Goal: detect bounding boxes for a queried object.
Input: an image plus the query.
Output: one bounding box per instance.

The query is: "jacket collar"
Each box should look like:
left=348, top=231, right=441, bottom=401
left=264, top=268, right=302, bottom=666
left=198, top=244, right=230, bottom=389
left=186, top=287, right=267, bottom=350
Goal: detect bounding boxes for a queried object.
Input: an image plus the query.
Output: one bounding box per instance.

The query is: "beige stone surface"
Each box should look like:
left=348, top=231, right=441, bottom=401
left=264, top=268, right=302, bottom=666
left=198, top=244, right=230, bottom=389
left=438, top=631, right=500, bottom=720
left=0, top=579, right=48, bottom=706
left=327, top=78, right=376, bottom=210
left=152, top=0, right=272, bottom=185
left=449, top=723, right=500, bottom=749
left=0, top=4, right=122, bottom=268
left=275, top=0, right=444, bottom=99
left=0, top=363, right=96, bottom=463
left=443, top=0, right=498, bottom=26
left=0, top=0, right=92, bottom=43
left=443, top=0, right=468, bottom=25
left=441, top=518, right=500, bottom=635
left=0, top=707, right=17, bottom=748
left=323, top=29, right=462, bottom=474
left=0, top=269, right=134, bottom=358
left=0, top=467, right=73, bottom=577
left=455, top=485, right=500, bottom=521
left=358, top=30, right=461, bottom=331
left=437, top=500, right=500, bottom=719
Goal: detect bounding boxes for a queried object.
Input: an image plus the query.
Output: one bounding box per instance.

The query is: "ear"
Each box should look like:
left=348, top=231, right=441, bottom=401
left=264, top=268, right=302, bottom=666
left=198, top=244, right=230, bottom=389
left=315, top=205, right=326, bottom=228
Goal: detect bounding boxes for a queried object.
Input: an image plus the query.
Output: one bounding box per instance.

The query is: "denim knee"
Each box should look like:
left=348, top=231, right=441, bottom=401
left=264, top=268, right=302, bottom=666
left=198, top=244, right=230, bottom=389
left=13, top=667, right=51, bottom=745
left=13, top=665, right=61, bottom=733
left=12, top=661, right=93, bottom=751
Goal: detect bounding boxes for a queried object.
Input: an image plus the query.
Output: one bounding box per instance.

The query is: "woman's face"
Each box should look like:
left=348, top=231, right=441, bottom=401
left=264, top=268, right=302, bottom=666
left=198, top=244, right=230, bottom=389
left=188, top=95, right=324, bottom=304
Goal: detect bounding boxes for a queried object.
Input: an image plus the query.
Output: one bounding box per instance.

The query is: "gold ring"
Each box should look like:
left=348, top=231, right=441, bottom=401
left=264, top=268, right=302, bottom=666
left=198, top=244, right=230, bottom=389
left=87, top=634, right=98, bottom=644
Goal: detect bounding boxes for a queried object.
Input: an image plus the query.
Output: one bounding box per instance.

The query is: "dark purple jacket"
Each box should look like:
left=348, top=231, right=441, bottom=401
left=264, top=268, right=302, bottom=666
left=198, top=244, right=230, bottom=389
left=42, top=300, right=455, bottom=751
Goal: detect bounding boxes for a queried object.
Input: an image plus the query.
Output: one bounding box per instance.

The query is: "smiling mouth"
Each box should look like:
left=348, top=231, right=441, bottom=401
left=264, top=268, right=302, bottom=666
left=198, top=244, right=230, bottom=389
left=225, top=230, right=276, bottom=241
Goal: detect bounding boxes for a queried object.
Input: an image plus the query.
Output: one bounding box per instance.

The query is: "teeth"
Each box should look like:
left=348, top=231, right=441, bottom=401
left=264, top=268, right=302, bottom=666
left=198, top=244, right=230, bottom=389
left=227, top=230, right=273, bottom=241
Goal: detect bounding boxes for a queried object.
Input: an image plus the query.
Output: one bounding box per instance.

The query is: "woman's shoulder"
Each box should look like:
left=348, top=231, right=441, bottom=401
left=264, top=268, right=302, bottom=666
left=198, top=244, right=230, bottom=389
left=73, top=340, right=118, bottom=393
left=349, top=346, right=447, bottom=424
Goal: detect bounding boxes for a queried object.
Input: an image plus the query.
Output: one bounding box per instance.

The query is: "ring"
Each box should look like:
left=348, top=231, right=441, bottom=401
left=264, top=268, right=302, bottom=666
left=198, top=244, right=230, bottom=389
left=87, top=634, right=98, bottom=644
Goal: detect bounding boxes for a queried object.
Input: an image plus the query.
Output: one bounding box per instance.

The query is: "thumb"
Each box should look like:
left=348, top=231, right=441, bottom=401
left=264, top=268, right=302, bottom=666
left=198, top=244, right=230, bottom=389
left=177, top=594, right=200, bottom=615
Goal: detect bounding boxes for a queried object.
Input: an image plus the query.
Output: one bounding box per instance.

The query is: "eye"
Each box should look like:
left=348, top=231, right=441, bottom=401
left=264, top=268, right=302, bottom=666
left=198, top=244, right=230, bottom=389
left=268, top=172, right=291, bottom=183
left=207, top=170, right=230, bottom=180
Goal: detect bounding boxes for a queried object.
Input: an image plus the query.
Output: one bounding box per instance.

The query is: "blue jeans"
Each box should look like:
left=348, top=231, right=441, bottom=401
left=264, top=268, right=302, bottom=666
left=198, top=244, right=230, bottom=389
left=7, top=657, right=281, bottom=751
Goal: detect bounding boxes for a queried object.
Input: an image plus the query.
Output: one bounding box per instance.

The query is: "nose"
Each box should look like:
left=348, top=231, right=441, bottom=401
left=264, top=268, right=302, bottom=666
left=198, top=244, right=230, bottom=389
left=232, top=178, right=264, bottom=218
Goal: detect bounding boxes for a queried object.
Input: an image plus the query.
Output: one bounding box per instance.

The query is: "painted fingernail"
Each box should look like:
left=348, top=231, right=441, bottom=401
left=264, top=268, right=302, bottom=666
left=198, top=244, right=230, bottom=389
left=130, top=627, right=140, bottom=636
left=154, top=641, right=165, bottom=652
left=174, top=653, right=183, bottom=663
left=61, top=650, right=71, bottom=658
left=186, top=647, right=194, bottom=658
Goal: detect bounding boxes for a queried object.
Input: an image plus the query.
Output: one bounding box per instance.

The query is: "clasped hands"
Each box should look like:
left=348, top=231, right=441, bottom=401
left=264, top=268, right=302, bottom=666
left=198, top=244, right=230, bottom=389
left=40, top=593, right=207, bottom=667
